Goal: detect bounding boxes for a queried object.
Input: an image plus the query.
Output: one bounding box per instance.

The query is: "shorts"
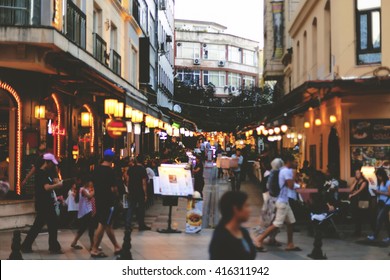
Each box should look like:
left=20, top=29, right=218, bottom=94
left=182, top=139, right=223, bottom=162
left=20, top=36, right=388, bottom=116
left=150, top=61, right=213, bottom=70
left=96, top=206, right=115, bottom=225
left=273, top=201, right=296, bottom=228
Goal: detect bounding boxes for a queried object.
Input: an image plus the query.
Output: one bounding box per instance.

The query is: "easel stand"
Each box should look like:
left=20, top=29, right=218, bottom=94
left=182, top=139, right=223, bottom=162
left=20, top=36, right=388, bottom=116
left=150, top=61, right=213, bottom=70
left=158, top=196, right=181, bottom=234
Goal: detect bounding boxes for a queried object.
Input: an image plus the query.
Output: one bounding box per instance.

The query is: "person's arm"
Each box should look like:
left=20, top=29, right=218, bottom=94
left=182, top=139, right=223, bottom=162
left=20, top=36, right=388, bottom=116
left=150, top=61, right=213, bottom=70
left=193, top=166, right=201, bottom=174
left=349, top=180, right=357, bottom=193
left=81, top=188, right=94, bottom=199
left=43, top=180, right=63, bottom=191
left=21, top=166, right=36, bottom=186
left=350, top=181, right=367, bottom=198
left=376, top=182, right=390, bottom=197
left=285, top=170, right=295, bottom=190
left=143, top=178, right=148, bottom=201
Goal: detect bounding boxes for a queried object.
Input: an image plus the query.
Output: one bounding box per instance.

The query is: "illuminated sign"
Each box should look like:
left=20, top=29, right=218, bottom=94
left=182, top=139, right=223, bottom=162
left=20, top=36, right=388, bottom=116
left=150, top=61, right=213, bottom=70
left=159, top=131, right=168, bottom=140
left=106, top=119, right=127, bottom=139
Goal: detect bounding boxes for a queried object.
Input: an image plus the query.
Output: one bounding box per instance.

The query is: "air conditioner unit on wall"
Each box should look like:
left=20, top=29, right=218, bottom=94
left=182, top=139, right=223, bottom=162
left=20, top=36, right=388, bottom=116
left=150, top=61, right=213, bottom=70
left=218, top=60, right=225, bottom=67
left=193, top=58, right=201, bottom=65
left=159, top=0, right=166, bottom=10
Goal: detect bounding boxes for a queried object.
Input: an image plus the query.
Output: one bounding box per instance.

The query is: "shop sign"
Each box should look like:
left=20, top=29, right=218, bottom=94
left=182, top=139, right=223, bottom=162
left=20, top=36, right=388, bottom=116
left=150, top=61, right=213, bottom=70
left=107, top=119, right=127, bottom=139
left=350, top=119, right=390, bottom=145
left=159, top=131, right=168, bottom=140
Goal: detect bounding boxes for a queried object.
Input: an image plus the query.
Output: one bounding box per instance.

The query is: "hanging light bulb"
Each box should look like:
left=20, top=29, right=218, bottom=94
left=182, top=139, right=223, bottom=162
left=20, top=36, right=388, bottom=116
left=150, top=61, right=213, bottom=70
left=263, top=129, right=269, bottom=136
left=329, top=115, right=337, bottom=124
left=281, top=124, right=288, bottom=133
left=304, top=121, right=311, bottom=129
left=315, top=118, right=322, bottom=126
left=274, top=127, right=281, bottom=134
left=268, top=128, right=274, bottom=135
left=298, top=134, right=303, bottom=140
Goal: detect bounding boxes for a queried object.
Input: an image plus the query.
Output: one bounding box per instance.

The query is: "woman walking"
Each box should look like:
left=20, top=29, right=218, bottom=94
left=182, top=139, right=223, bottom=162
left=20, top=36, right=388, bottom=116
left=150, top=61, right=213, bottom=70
left=193, top=156, right=205, bottom=197
left=367, top=169, right=390, bottom=242
left=349, top=169, right=369, bottom=236
left=71, top=178, right=97, bottom=250
left=209, top=191, right=256, bottom=260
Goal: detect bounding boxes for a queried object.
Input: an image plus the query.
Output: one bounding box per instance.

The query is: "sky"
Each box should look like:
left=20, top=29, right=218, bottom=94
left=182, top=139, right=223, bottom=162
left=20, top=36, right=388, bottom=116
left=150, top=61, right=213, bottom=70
left=175, top=0, right=264, bottom=47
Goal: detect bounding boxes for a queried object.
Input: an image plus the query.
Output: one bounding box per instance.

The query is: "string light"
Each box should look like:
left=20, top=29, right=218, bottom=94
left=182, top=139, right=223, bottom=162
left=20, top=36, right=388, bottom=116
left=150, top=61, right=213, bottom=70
left=52, top=94, right=62, bottom=159
left=0, top=81, right=22, bottom=195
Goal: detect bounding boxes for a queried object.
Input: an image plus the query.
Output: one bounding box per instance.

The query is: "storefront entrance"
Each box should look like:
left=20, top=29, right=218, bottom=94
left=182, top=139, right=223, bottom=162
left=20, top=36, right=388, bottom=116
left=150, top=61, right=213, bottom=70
left=0, top=85, right=20, bottom=194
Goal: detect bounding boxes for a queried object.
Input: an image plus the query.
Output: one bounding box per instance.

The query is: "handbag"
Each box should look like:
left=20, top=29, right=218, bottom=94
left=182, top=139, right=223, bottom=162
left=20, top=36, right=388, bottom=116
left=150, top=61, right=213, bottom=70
left=358, top=200, right=369, bottom=209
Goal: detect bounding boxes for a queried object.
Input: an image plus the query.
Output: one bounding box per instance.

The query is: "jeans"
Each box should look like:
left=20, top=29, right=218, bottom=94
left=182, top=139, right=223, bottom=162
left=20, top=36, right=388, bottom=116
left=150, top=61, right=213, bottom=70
left=22, top=208, right=61, bottom=251
left=125, top=199, right=146, bottom=230
left=231, top=171, right=241, bottom=191
left=374, top=204, right=390, bottom=238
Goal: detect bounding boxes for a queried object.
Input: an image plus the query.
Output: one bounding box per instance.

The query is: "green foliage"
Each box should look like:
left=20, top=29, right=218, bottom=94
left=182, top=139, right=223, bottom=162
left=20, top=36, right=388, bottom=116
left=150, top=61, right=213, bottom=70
left=173, top=80, right=274, bottom=131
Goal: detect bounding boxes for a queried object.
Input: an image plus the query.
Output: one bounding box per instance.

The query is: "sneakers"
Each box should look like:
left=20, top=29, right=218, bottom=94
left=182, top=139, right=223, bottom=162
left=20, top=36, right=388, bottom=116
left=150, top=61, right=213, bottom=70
left=367, top=235, right=375, bottom=241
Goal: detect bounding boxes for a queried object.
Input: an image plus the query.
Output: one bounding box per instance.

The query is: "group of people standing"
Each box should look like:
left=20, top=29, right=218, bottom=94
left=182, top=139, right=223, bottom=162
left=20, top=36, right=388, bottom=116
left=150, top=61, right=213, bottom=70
left=20, top=149, right=155, bottom=258
left=209, top=152, right=390, bottom=259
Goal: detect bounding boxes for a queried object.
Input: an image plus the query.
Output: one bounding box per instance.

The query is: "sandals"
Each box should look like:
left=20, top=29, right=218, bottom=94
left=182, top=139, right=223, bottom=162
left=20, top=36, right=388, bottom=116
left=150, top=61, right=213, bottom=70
left=91, top=251, right=108, bottom=258
left=71, top=244, right=83, bottom=250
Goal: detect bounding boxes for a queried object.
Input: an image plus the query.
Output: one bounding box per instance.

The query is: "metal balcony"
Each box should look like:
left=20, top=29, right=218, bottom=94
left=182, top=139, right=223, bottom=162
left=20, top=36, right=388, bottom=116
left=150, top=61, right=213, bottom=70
left=65, top=0, right=86, bottom=49
left=93, top=32, right=107, bottom=65
left=0, top=0, right=31, bottom=25
left=110, top=49, right=121, bottom=75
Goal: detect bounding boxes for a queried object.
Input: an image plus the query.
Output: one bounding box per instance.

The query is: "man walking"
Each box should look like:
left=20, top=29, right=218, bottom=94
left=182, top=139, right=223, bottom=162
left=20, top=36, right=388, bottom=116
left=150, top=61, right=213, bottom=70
left=90, top=149, right=121, bottom=258
left=21, top=153, right=64, bottom=254
left=231, top=149, right=244, bottom=191
left=126, top=157, right=151, bottom=231
left=255, top=154, right=301, bottom=252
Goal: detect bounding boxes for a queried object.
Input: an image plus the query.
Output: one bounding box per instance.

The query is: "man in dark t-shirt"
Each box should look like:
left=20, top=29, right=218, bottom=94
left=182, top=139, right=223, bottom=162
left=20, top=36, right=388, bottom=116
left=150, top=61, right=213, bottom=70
left=21, top=153, right=64, bottom=254
left=126, top=157, right=150, bottom=231
left=90, top=149, right=121, bottom=258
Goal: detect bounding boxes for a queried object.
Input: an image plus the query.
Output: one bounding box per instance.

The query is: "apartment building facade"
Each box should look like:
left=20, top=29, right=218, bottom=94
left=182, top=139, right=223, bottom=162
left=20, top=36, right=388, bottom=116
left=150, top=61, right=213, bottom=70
left=174, top=19, right=260, bottom=96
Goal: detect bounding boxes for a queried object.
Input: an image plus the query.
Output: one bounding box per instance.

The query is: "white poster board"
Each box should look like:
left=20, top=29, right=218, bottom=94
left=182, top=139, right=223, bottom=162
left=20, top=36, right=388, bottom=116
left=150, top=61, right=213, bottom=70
left=154, top=164, right=194, bottom=196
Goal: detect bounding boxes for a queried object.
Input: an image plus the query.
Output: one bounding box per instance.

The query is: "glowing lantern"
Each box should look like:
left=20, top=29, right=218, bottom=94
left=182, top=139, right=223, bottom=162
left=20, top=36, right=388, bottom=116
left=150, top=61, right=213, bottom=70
left=125, top=106, right=133, bottom=119
left=281, top=125, right=288, bottom=133
left=330, top=115, right=337, bottom=124
left=104, top=99, right=117, bottom=115
left=304, top=122, right=311, bottom=128
left=81, top=112, right=92, bottom=127
left=34, top=105, right=45, bottom=119
left=315, top=118, right=322, bottom=126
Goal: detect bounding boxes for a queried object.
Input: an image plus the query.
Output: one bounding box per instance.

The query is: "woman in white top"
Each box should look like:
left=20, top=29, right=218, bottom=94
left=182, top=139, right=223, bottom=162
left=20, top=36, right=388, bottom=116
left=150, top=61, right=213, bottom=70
left=66, top=184, right=79, bottom=228
left=144, top=160, right=156, bottom=206
left=70, top=181, right=96, bottom=250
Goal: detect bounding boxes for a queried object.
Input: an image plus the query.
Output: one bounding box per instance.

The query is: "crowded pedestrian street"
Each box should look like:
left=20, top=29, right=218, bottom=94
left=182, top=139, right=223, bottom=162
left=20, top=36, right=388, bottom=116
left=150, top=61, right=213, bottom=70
left=1, top=1, right=390, bottom=274
left=1, top=178, right=388, bottom=260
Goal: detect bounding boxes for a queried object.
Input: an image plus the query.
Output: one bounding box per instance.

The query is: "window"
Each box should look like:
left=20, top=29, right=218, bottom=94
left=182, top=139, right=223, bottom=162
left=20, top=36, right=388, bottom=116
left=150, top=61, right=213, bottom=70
left=176, top=70, right=200, bottom=85
left=312, top=18, right=318, bottom=79
left=243, top=50, right=256, bottom=66
left=356, top=0, right=381, bottom=64
left=203, top=44, right=226, bottom=60
left=176, top=42, right=200, bottom=59
left=203, top=71, right=226, bottom=87
left=130, top=46, right=138, bottom=86
left=243, top=75, right=255, bottom=88
left=228, top=73, right=241, bottom=88
left=228, top=46, right=242, bottom=63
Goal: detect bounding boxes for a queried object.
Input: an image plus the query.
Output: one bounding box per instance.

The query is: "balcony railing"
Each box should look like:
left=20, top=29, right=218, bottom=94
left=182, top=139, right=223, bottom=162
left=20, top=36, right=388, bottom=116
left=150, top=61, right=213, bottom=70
left=93, top=32, right=107, bottom=65
left=0, top=0, right=31, bottom=25
left=110, top=49, right=121, bottom=76
left=66, top=0, right=86, bottom=49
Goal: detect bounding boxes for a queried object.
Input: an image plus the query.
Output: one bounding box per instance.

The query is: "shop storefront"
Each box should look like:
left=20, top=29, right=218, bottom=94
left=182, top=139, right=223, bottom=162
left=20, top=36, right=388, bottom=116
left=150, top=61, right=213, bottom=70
left=259, top=78, right=390, bottom=182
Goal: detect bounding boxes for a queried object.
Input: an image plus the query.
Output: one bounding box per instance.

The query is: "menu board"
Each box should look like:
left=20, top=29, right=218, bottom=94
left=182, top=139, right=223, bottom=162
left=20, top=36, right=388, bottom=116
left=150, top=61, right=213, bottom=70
left=350, top=119, right=390, bottom=145
left=350, top=146, right=390, bottom=176
left=154, top=164, right=194, bottom=196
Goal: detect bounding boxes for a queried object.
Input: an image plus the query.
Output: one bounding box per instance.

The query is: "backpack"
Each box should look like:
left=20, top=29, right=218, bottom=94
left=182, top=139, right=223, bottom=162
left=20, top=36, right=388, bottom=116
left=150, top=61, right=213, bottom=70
left=267, top=170, right=281, bottom=197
